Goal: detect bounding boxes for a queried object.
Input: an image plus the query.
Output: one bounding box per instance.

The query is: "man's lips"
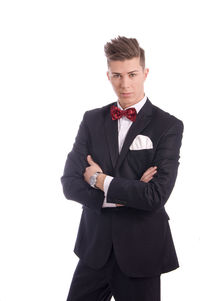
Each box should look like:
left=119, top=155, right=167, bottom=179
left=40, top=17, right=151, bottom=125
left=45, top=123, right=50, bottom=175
left=121, top=92, right=133, bottom=96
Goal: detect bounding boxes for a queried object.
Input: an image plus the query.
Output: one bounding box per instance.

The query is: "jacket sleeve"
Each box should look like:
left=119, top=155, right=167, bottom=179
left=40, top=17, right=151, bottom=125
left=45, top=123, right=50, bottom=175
left=60, top=112, right=104, bottom=212
left=107, top=119, right=184, bottom=211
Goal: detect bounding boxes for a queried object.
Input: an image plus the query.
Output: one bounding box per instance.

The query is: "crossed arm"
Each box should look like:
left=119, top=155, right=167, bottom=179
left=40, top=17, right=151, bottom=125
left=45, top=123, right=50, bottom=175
left=83, top=155, right=157, bottom=206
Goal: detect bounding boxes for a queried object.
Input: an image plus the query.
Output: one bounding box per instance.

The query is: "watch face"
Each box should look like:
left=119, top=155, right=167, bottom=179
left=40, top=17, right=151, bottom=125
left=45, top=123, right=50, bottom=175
left=89, top=172, right=101, bottom=188
left=90, top=175, right=96, bottom=187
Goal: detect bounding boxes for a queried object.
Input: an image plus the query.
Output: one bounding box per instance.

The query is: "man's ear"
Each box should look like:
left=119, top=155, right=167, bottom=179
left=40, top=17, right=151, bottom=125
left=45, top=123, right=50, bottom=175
left=107, top=71, right=110, bottom=81
left=144, top=68, right=149, bottom=80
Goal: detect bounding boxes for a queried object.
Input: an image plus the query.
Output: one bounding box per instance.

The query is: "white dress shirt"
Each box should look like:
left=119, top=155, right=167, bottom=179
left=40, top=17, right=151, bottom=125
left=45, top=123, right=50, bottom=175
left=102, top=95, right=147, bottom=208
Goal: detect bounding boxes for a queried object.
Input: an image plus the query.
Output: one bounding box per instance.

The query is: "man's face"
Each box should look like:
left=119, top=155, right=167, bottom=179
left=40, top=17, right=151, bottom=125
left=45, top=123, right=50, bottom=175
left=107, top=57, right=149, bottom=109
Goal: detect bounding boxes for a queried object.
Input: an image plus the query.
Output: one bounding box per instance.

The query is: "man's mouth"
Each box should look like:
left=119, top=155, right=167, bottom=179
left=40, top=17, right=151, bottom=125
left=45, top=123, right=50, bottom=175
left=121, top=92, right=133, bottom=96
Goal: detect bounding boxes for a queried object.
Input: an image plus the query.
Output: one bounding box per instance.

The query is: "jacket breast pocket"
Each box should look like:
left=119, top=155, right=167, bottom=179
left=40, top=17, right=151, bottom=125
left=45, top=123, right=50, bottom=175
left=127, top=149, right=155, bottom=176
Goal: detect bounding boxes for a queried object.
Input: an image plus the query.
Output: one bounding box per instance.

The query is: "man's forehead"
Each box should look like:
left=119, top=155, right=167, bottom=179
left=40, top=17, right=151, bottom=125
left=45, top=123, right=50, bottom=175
left=108, top=58, right=142, bottom=73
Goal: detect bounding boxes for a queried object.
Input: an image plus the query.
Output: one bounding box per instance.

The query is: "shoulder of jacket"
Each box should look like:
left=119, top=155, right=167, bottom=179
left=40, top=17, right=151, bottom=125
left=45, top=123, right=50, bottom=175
left=152, top=103, right=183, bottom=128
left=83, top=101, right=116, bottom=119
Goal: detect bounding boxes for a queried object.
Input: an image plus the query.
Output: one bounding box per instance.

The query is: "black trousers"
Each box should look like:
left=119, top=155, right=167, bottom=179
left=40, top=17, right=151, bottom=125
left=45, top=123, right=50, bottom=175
left=66, top=247, right=161, bottom=301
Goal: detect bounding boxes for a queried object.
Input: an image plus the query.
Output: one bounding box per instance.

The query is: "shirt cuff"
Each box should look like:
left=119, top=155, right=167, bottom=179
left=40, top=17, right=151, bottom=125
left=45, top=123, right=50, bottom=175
left=103, top=175, right=114, bottom=195
left=102, top=176, right=116, bottom=208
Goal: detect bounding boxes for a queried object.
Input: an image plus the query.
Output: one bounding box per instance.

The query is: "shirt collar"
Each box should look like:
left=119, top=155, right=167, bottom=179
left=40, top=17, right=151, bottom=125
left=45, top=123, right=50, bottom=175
left=117, top=95, right=147, bottom=114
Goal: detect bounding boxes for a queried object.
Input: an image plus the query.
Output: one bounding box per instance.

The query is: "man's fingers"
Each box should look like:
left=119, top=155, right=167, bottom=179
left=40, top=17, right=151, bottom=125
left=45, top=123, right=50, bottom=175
left=142, top=166, right=157, bottom=177
left=142, top=175, right=153, bottom=182
left=147, top=169, right=157, bottom=177
left=140, top=166, right=157, bottom=182
left=142, top=170, right=157, bottom=180
left=86, top=155, right=103, bottom=173
left=146, top=166, right=157, bottom=174
left=87, top=155, right=95, bottom=165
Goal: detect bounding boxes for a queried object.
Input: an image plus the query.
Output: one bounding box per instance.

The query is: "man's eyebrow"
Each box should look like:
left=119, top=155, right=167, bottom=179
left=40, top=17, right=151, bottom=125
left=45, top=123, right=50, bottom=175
left=128, top=70, right=139, bottom=74
left=111, top=70, right=139, bottom=74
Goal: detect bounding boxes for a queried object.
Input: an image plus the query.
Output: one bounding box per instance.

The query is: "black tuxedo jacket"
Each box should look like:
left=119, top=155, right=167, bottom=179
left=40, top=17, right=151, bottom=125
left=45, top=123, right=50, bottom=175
left=61, top=98, right=184, bottom=277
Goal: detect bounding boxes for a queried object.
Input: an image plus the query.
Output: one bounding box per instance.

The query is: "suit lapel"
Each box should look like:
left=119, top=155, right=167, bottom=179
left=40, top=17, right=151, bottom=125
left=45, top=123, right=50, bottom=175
left=115, top=99, right=153, bottom=170
left=104, top=102, right=119, bottom=168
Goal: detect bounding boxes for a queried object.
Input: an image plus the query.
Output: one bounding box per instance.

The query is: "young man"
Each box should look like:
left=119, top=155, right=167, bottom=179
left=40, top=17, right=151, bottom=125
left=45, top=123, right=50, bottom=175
left=61, top=36, right=184, bottom=301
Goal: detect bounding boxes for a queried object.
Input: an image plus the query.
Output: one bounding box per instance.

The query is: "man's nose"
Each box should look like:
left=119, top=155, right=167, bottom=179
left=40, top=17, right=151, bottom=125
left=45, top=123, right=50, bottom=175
left=120, top=76, right=130, bottom=89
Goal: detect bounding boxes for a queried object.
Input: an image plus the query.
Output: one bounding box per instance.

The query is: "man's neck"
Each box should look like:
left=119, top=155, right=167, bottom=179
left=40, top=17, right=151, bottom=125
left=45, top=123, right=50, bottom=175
left=118, top=95, right=147, bottom=113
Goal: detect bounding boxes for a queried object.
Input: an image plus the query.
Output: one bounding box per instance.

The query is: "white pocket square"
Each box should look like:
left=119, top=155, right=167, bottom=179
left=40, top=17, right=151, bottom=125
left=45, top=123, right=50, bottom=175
left=129, top=135, right=153, bottom=150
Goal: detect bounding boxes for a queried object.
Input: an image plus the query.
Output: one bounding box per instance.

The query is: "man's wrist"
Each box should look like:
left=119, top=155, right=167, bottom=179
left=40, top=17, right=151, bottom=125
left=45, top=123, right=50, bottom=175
left=95, top=173, right=107, bottom=191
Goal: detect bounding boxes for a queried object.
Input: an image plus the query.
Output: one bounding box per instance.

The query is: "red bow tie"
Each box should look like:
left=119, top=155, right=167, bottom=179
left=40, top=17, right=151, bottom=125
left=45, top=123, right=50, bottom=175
left=110, top=105, right=137, bottom=122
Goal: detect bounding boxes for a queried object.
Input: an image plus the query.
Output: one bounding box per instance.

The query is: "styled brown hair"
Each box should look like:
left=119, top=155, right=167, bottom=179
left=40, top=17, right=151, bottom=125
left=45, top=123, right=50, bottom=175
left=104, top=36, right=145, bottom=68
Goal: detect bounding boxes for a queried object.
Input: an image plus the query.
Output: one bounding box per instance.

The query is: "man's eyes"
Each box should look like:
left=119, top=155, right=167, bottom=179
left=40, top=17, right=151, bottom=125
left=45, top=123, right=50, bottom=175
left=112, top=73, right=136, bottom=78
left=129, top=73, right=136, bottom=77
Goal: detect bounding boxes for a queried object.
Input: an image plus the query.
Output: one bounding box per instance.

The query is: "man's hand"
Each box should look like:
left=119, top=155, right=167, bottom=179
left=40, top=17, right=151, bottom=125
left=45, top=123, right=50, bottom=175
left=83, top=155, right=103, bottom=184
left=140, top=166, right=157, bottom=183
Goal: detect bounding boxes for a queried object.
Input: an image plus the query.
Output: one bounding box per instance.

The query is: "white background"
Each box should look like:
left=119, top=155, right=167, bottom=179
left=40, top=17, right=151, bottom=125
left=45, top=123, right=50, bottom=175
left=0, top=0, right=199, bottom=300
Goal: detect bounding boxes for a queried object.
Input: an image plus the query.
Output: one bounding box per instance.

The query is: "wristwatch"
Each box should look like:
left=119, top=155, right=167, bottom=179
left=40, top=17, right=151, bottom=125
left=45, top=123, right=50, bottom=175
left=89, top=171, right=102, bottom=189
